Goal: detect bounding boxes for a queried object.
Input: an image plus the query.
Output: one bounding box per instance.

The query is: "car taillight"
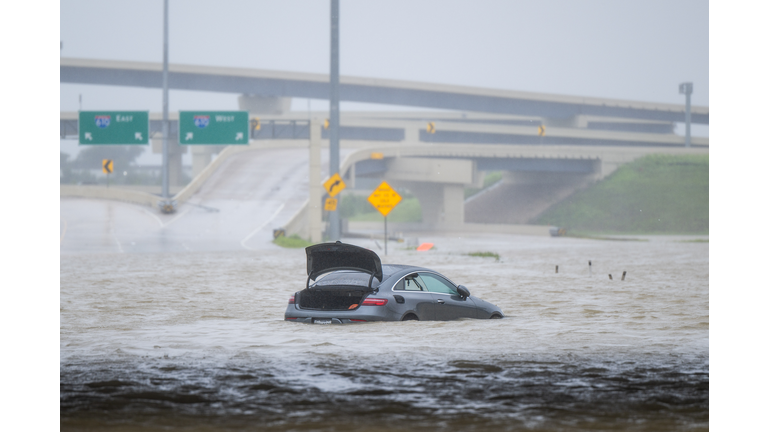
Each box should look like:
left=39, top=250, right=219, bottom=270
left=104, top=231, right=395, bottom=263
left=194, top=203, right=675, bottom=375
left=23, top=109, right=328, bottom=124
left=350, top=319, right=367, bottom=322
left=285, top=317, right=297, bottom=320
left=361, top=298, right=388, bottom=306
left=288, top=295, right=295, bottom=304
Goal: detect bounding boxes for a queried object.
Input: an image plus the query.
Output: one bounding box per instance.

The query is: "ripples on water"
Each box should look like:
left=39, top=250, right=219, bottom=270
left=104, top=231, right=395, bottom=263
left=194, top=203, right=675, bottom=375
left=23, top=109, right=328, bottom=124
left=60, top=236, right=708, bottom=431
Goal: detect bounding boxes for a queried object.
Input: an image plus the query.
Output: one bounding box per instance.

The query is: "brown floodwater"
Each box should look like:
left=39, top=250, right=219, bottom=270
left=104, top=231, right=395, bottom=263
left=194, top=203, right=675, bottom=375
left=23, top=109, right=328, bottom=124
left=60, top=233, right=708, bottom=431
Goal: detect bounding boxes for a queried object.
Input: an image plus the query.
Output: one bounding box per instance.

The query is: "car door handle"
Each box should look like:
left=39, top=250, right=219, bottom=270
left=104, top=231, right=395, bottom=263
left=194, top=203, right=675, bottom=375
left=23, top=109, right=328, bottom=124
left=436, top=299, right=445, bottom=304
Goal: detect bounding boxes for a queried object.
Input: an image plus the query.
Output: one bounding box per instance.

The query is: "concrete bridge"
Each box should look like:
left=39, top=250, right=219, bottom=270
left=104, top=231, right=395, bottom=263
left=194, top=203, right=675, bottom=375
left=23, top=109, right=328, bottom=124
left=61, top=57, right=708, bottom=126
left=61, top=57, right=709, bottom=240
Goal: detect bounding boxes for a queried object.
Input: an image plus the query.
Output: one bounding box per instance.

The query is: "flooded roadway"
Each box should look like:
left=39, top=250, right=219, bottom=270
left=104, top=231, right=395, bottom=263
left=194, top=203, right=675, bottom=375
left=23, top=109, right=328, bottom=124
left=60, top=231, right=708, bottom=431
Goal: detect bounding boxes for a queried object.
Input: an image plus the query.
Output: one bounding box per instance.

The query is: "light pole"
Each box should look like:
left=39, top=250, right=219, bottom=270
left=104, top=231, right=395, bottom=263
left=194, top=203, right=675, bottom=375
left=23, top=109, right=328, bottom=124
left=679, top=82, right=693, bottom=148
left=159, top=0, right=175, bottom=213
left=328, top=0, right=340, bottom=240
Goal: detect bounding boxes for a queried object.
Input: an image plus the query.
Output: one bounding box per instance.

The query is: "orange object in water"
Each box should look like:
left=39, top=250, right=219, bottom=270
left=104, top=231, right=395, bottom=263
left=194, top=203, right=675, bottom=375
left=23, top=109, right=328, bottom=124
left=416, top=243, right=434, bottom=251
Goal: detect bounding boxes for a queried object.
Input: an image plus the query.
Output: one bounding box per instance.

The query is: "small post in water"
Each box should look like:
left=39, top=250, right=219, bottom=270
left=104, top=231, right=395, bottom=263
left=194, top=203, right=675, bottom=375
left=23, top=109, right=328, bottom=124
left=384, top=215, right=388, bottom=256
left=609, top=274, right=613, bottom=280
left=621, top=271, right=627, bottom=281
left=589, top=260, right=592, bottom=276
left=555, top=265, right=559, bottom=273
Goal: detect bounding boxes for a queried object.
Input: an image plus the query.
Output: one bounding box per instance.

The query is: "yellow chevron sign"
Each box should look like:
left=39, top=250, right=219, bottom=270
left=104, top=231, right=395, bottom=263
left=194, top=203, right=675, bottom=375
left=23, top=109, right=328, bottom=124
left=102, top=159, right=113, bottom=174
left=426, top=122, right=436, bottom=134
left=538, top=125, right=546, bottom=136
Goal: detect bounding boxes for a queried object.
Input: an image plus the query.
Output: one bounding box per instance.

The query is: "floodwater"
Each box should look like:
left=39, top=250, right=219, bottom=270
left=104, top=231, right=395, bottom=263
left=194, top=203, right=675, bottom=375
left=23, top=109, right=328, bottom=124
left=60, top=234, right=708, bottom=431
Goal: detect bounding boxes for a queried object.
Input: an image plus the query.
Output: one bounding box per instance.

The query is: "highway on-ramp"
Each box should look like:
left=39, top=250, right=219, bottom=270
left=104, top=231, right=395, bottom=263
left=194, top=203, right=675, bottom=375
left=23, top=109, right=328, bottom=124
left=60, top=147, right=321, bottom=254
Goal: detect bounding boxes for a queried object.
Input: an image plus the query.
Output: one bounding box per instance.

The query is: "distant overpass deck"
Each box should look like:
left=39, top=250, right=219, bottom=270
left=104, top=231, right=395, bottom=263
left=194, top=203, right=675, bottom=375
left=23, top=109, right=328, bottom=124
left=61, top=57, right=708, bottom=124
left=60, top=111, right=708, bottom=148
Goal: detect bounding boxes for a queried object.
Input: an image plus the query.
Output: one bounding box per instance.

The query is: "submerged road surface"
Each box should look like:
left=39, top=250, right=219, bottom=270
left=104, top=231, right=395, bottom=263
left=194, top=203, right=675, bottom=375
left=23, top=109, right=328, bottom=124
left=61, top=234, right=708, bottom=431
left=60, top=147, right=321, bottom=254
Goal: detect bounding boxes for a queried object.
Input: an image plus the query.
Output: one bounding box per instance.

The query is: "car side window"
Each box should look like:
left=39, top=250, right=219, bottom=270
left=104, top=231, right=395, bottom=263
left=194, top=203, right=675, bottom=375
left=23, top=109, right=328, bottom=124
left=394, top=275, right=426, bottom=291
left=421, top=273, right=458, bottom=295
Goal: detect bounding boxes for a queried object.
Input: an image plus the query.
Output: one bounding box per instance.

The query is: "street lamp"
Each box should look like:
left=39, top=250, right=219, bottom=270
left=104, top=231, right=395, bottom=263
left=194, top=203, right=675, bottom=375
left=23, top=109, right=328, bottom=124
left=679, top=82, right=693, bottom=148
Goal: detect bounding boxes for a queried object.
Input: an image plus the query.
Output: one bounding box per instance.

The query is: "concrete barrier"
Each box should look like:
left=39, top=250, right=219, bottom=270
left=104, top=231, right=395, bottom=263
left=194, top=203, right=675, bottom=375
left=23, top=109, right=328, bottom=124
left=282, top=199, right=310, bottom=239
left=60, top=185, right=161, bottom=207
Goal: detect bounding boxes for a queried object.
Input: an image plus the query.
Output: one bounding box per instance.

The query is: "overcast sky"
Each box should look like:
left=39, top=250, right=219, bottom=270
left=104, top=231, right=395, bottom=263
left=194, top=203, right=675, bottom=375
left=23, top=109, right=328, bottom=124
left=60, top=0, right=708, bottom=123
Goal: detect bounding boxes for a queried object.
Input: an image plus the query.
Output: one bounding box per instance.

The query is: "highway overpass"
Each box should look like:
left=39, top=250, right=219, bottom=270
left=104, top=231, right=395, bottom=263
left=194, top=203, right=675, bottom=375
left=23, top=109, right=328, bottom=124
left=61, top=57, right=708, bottom=125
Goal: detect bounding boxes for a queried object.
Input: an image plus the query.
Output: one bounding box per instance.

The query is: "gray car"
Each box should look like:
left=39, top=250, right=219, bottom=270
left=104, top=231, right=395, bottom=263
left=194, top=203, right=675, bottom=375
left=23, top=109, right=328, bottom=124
left=284, top=242, right=504, bottom=323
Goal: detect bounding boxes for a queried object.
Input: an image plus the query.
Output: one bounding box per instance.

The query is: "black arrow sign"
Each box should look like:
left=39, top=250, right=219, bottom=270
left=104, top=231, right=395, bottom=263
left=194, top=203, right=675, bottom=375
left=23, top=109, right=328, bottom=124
left=103, top=159, right=113, bottom=174
left=329, top=179, right=341, bottom=193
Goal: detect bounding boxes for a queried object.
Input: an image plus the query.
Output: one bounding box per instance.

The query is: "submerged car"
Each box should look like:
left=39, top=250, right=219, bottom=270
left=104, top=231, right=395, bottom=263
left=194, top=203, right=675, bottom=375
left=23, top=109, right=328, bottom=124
left=284, top=242, right=504, bottom=323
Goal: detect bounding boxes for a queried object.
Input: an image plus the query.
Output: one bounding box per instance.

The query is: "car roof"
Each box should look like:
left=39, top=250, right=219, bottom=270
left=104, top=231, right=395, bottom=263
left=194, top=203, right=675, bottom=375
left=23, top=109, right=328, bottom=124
left=315, top=264, right=428, bottom=287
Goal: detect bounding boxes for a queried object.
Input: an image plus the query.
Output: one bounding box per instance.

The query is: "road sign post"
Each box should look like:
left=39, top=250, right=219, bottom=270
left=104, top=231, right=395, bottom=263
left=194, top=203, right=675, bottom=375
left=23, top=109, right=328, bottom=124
left=179, top=111, right=249, bottom=145
left=367, top=181, right=402, bottom=255
left=79, top=111, right=149, bottom=145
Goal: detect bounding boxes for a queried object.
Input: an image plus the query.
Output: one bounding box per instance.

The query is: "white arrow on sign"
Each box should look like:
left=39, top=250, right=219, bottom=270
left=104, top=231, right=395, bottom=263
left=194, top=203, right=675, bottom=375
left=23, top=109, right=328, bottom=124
left=235, top=132, right=243, bottom=141
left=85, top=132, right=92, bottom=140
left=185, top=132, right=194, bottom=141
left=135, top=132, right=143, bottom=140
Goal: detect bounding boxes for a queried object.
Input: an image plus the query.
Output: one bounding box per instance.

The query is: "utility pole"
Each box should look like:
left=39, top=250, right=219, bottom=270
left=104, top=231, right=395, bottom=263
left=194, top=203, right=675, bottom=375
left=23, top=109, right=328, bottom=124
left=160, top=0, right=174, bottom=213
left=679, top=82, right=693, bottom=148
left=328, top=0, right=341, bottom=240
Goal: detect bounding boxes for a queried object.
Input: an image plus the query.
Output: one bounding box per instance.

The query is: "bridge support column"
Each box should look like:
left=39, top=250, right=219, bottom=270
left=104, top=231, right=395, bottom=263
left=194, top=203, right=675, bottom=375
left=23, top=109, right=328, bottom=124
left=404, top=126, right=419, bottom=144
left=191, top=146, right=217, bottom=179
left=405, top=183, right=465, bottom=226
left=238, top=95, right=292, bottom=115
left=308, top=119, right=323, bottom=243
left=152, top=139, right=187, bottom=187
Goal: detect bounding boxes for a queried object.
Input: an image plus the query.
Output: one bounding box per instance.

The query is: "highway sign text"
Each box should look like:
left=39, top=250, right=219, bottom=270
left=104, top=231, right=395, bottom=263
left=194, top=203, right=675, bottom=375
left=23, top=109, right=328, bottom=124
left=79, top=111, right=149, bottom=145
left=179, top=111, right=249, bottom=145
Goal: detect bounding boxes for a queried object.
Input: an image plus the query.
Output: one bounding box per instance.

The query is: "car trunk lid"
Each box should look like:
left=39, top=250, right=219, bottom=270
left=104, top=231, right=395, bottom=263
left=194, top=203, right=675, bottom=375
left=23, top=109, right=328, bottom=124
left=305, top=242, right=383, bottom=288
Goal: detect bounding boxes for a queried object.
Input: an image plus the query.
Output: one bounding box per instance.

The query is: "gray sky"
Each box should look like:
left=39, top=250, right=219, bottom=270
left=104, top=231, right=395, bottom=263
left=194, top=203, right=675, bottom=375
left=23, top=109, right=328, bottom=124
left=60, top=0, right=708, bottom=120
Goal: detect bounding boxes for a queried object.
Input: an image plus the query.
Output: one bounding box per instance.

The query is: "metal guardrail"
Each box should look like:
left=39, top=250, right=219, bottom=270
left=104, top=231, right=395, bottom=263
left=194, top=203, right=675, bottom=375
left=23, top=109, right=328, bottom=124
left=251, top=120, right=310, bottom=140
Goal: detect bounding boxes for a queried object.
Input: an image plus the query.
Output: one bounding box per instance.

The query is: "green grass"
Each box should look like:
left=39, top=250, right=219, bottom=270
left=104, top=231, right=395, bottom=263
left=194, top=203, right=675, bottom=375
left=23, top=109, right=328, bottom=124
left=467, top=251, right=500, bottom=261
left=273, top=234, right=314, bottom=248
left=533, top=154, right=708, bottom=235
left=346, top=197, right=422, bottom=223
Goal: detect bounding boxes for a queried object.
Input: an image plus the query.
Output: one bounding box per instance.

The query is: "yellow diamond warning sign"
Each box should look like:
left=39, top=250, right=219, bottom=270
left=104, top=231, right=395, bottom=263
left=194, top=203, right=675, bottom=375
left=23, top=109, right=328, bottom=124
left=323, top=173, right=346, bottom=197
left=367, top=181, right=402, bottom=217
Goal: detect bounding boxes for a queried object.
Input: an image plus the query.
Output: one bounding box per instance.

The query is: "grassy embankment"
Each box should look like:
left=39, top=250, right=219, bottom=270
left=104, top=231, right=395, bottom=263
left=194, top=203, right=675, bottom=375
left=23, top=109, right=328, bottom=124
left=533, top=154, right=708, bottom=235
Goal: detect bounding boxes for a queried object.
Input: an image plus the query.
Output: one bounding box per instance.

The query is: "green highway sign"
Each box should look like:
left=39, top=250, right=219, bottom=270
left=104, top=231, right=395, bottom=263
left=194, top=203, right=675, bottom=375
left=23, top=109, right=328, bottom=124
left=78, top=111, right=149, bottom=145
left=179, top=111, right=249, bottom=145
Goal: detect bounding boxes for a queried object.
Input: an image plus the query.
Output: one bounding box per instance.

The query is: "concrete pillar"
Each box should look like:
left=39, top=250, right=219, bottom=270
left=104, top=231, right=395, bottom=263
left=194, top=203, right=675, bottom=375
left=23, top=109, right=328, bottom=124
left=308, top=119, right=323, bottom=243
left=238, top=95, right=292, bottom=115
left=168, top=150, right=183, bottom=187
left=405, top=183, right=464, bottom=226
left=442, top=184, right=465, bottom=225
left=152, top=139, right=187, bottom=187
left=191, top=146, right=216, bottom=179
left=404, top=126, right=419, bottom=144
left=407, top=183, right=442, bottom=226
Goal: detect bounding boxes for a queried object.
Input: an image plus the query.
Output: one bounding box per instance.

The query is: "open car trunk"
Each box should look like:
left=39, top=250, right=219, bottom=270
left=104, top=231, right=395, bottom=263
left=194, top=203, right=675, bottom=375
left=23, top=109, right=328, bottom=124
left=297, top=287, right=370, bottom=311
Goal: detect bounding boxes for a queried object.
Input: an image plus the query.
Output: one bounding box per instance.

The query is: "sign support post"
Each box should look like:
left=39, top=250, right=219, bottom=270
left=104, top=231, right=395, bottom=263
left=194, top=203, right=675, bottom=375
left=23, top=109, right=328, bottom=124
left=384, top=216, right=388, bottom=255
left=160, top=0, right=174, bottom=213
left=328, top=0, right=341, bottom=241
